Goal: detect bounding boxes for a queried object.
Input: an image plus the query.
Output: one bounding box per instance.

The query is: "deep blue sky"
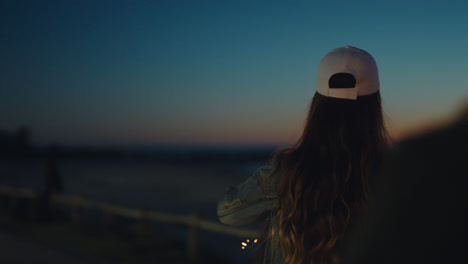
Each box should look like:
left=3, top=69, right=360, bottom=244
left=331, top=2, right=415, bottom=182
left=1, top=0, right=467, bottom=146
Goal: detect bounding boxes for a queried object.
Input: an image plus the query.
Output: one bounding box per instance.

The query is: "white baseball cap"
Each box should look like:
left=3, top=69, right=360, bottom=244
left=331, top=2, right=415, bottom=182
left=316, top=46, right=379, bottom=100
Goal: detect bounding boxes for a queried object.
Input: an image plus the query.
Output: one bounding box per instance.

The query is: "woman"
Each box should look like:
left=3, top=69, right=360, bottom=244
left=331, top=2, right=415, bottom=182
left=218, top=46, right=389, bottom=264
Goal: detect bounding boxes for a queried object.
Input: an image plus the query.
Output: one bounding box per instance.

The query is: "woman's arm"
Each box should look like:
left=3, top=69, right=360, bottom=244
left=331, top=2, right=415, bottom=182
left=217, top=163, right=280, bottom=226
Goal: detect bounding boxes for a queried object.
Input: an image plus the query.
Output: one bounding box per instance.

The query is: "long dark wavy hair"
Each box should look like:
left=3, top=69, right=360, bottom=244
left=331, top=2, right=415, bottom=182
left=268, top=91, right=389, bottom=264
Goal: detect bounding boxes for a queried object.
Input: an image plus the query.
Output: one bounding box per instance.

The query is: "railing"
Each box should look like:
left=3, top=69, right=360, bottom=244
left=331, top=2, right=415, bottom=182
left=0, top=184, right=260, bottom=261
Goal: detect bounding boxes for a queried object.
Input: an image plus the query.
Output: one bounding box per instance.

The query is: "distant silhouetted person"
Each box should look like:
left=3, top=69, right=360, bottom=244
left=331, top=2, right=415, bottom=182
left=218, top=46, right=389, bottom=263
left=44, top=157, right=62, bottom=195
left=341, top=103, right=468, bottom=264
left=37, top=147, right=62, bottom=222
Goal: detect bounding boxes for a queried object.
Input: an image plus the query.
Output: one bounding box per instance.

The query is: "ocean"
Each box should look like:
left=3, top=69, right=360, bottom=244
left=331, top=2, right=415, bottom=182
left=0, top=146, right=275, bottom=263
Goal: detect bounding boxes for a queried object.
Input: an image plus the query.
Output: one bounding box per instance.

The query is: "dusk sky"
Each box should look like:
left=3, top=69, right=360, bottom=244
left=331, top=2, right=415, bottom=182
left=1, top=0, right=467, bottom=147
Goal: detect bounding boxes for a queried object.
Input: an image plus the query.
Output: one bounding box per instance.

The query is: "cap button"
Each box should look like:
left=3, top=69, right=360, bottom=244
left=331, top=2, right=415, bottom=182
left=345, top=45, right=352, bottom=48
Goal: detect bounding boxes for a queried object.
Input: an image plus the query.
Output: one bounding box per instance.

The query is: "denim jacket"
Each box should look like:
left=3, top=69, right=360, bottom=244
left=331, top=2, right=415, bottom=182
left=217, top=162, right=283, bottom=263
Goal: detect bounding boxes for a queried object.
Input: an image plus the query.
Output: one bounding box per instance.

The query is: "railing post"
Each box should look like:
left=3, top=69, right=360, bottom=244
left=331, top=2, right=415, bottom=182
left=187, top=212, right=201, bottom=262
left=102, top=203, right=114, bottom=230
left=71, top=195, right=82, bottom=224
left=49, top=192, right=59, bottom=221
left=137, top=208, right=150, bottom=236
left=28, top=193, right=37, bottom=220
left=8, top=193, right=18, bottom=215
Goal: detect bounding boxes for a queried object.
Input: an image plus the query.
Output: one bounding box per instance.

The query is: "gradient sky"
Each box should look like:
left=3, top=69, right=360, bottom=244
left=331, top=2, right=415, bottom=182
left=1, top=0, right=467, bottom=147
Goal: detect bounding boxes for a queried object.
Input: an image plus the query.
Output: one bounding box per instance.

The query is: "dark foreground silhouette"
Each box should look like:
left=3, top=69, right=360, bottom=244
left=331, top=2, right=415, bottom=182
left=342, top=107, right=468, bottom=264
